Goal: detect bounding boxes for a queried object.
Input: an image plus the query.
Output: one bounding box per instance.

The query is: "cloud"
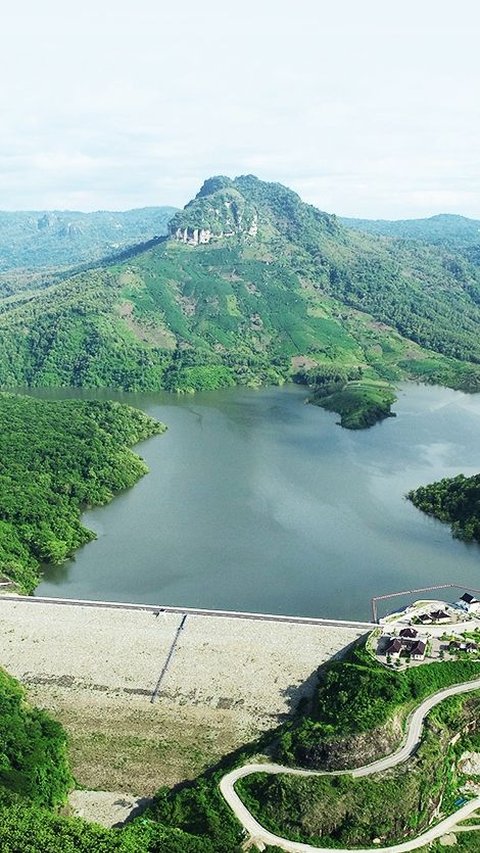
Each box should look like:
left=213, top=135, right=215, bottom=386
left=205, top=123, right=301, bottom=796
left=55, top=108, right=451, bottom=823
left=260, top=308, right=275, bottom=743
left=0, top=0, right=478, bottom=216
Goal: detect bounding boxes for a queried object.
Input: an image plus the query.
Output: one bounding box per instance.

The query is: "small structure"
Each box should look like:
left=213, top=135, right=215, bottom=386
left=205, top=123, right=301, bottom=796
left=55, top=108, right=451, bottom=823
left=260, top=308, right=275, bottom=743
left=430, top=610, right=450, bottom=623
left=450, top=640, right=478, bottom=654
left=455, top=593, right=480, bottom=614
left=386, top=638, right=402, bottom=660
left=382, top=633, right=428, bottom=664
left=399, top=627, right=418, bottom=639
left=410, top=640, right=426, bottom=661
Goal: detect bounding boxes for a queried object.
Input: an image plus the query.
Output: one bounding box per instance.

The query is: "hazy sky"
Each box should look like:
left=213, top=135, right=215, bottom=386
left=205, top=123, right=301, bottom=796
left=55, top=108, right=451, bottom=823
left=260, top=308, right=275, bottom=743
left=1, top=0, right=479, bottom=217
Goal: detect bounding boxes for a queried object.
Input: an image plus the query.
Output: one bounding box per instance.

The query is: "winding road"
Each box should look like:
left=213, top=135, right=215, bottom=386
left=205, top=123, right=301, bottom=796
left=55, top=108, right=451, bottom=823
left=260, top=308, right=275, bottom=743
left=220, top=678, right=480, bottom=853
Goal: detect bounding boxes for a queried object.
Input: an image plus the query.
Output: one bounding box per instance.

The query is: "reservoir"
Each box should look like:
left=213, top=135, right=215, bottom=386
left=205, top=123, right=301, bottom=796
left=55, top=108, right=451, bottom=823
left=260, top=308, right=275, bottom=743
left=35, top=383, right=480, bottom=621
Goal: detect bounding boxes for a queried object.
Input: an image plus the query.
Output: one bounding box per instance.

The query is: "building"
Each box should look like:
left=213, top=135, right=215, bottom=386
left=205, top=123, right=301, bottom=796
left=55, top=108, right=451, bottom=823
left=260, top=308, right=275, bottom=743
left=449, top=640, right=478, bottom=654
left=410, top=640, right=426, bottom=661
left=399, top=627, right=418, bottom=639
left=430, top=610, right=450, bottom=623
left=455, top=593, right=480, bottom=614
left=386, top=638, right=402, bottom=660
left=383, top=633, right=427, bottom=663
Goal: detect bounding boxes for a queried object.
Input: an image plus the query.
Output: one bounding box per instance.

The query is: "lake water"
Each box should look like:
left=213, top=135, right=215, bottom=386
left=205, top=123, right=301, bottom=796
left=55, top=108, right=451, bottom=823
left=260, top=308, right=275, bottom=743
left=34, top=383, right=480, bottom=621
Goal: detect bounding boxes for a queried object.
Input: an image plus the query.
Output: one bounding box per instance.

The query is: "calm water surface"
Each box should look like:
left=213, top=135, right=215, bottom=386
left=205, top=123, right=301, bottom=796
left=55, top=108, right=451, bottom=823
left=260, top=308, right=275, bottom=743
left=33, top=383, right=480, bottom=620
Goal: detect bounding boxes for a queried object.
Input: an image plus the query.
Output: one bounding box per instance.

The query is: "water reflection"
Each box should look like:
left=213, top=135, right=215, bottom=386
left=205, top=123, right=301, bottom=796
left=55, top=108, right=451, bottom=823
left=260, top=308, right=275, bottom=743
left=24, top=382, right=480, bottom=620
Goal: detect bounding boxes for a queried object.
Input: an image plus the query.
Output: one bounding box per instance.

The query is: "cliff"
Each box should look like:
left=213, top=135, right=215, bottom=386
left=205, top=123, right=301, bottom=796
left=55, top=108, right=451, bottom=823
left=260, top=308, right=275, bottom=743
left=169, top=177, right=259, bottom=244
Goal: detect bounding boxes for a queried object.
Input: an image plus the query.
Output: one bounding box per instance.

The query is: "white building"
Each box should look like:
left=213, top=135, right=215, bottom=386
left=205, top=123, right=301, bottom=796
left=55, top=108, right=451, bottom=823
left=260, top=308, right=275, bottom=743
left=455, top=592, right=480, bottom=614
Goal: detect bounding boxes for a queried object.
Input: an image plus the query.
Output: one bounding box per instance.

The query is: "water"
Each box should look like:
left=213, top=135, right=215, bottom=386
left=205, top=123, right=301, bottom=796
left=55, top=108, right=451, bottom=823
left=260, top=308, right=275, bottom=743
left=32, top=382, right=480, bottom=621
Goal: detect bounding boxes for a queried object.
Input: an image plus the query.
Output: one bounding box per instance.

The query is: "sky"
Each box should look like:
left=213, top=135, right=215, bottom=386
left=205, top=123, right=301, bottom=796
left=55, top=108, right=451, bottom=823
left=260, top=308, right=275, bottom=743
left=1, top=0, right=479, bottom=218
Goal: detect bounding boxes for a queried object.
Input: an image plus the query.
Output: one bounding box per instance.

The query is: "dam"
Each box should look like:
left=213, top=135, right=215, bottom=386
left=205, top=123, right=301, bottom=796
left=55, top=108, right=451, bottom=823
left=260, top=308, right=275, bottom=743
left=0, top=595, right=369, bottom=794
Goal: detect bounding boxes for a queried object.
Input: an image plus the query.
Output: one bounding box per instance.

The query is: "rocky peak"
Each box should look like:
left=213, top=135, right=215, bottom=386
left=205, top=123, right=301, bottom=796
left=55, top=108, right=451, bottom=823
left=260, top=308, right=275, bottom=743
left=195, top=176, right=233, bottom=199
left=169, top=173, right=337, bottom=247
left=169, top=178, right=259, bottom=246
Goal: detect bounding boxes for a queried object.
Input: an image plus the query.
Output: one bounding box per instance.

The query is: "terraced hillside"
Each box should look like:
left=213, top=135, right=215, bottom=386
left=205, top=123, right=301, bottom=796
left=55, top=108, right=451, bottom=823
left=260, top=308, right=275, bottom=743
left=1, top=175, right=480, bottom=411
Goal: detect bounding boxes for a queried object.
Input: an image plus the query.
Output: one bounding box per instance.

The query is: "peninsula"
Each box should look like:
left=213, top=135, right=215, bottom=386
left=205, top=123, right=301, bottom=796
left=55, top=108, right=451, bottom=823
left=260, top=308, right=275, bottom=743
left=0, top=393, right=164, bottom=592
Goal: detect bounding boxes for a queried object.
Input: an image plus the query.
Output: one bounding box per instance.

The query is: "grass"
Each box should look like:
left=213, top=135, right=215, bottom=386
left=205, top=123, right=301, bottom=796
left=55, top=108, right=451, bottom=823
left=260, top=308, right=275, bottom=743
left=312, top=379, right=396, bottom=429
left=26, top=685, right=244, bottom=797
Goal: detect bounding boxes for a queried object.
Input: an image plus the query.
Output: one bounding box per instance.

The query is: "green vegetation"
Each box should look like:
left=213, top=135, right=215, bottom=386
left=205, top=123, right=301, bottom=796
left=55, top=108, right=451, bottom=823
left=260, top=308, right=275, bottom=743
left=0, top=667, right=71, bottom=807
left=430, top=834, right=480, bottom=852
left=3, top=636, right=480, bottom=851
left=408, top=473, right=480, bottom=542
left=2, top=176, right=480, bottom=426
left=313, top=380, right=395, bottom=428
left=276, top=645, right=480, bottom=763
left=237, top=694, right=479, bottom=848
left=0, top=207, right=176, bottom=279
left=399, top=356, right=480, bottom=392
left=316, top=382, right=396, bottom=429
left=0, top=393, right=164, bottom=592
left=0, top=666, right=238, bottom=852
left=294, top=364, right=396, bottom=428
left=341, top=212, right=480, bottom=250
left=169, top=178, right=257, bottom=235
left=138, top=649, right=480, bottom=851
left=0, top=803, right=219, bottom=853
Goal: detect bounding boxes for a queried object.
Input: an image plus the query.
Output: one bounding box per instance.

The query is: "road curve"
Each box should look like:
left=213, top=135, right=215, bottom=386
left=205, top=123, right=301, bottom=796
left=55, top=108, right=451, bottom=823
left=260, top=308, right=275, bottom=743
left=220, top=678, right=480, bottom=853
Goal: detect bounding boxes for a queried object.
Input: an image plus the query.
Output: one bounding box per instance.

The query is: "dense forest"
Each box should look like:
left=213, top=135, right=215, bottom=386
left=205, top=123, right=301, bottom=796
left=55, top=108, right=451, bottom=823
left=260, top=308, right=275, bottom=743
left=341, top=212, right=480, bottom=250
left=0, top=393, right=164, bottom=592
left=0, top=206, right=176, bottom=274
left=1, top=176, right=480, bottom=428
left=407, top=473, right=480, bottom=542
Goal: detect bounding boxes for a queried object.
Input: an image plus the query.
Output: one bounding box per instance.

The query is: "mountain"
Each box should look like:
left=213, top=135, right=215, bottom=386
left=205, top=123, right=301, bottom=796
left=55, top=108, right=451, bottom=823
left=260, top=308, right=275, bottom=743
left=1, top=175, right=480, bottom=426
left=341, top=213, right=480, bottom=250
left=0, top=206, right=177, bottom=274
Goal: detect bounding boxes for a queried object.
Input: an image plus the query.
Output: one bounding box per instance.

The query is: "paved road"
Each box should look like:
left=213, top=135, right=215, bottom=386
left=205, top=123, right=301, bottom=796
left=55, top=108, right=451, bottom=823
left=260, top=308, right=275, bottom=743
left=0, top=594, right=374, bottom=630
left=220, top=678, right=480, bottom=853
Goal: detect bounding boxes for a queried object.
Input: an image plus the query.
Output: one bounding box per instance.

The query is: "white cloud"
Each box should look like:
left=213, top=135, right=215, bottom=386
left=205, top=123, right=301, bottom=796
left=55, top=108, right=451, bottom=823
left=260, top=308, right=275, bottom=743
left=0, top=0, right=478, bottom=216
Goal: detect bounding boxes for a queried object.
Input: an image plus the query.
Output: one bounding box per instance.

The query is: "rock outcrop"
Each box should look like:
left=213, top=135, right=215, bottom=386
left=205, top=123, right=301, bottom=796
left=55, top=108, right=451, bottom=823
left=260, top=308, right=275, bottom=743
left=169, top=178, right=259, bottom=245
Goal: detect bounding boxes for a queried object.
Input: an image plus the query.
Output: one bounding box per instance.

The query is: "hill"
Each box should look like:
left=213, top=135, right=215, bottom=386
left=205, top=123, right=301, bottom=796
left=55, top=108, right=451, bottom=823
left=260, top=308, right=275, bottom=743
left=1, top=175, right=480, bottom=426
left=341, top=212, right=480, bottom=251
left=408, top=473, right=480, bottom=542
left=0, top=206, right=177, bottom=276
left=0, top=393, right=164, bottom=592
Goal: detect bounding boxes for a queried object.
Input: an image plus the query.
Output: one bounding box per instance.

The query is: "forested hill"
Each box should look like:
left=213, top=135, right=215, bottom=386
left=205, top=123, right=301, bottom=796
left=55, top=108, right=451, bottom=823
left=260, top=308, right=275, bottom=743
left=408, top=474, right=480, bottom=543
left=0, top=206, right=177, bottom=274
left=341, top=213, right=480, bottom=251
left=0, top=393, right=164, bottom=592
left=1, top=175, right=480, bottom=405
